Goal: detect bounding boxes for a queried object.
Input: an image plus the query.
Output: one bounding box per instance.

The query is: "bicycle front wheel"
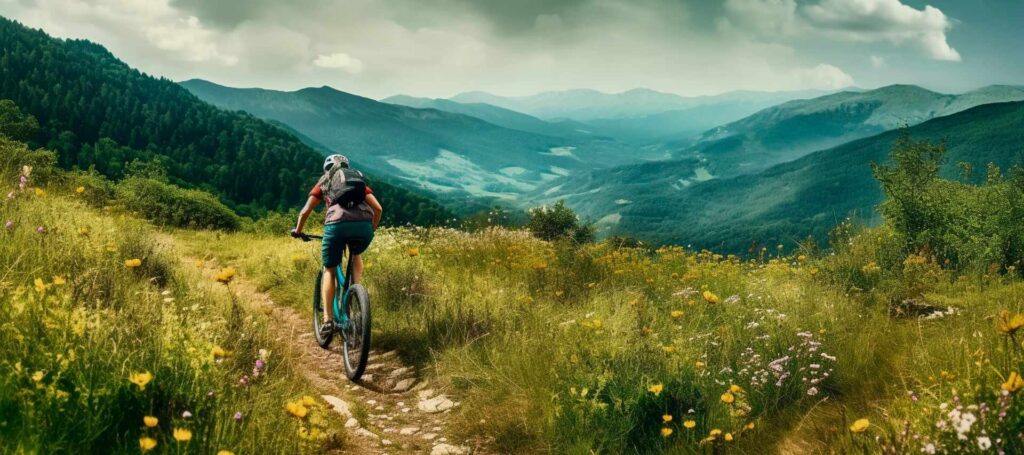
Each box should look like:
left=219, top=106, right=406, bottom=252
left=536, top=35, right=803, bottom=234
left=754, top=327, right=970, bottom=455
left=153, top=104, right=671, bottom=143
left=342, top=284, right=371, bottom=380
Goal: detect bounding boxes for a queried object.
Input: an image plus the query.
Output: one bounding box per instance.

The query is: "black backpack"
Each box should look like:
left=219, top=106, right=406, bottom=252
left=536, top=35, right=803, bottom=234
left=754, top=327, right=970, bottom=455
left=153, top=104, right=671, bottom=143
left=320, top=168, right=367, bottom=208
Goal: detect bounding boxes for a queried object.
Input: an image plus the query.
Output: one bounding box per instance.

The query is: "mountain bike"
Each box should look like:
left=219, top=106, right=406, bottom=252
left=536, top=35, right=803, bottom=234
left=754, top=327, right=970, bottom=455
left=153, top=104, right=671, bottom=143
left=294, top=233, right=371, bottom=381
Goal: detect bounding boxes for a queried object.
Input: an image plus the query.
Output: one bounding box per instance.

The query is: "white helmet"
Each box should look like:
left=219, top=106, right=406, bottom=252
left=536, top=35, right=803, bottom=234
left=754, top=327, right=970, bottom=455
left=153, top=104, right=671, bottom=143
left=323, top=154, right=349, bottom=171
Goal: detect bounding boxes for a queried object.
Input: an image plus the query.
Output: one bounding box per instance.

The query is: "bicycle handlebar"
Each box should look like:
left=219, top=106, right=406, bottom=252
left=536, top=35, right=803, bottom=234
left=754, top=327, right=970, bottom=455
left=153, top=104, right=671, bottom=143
left=291, top=232, right=323, bottom=242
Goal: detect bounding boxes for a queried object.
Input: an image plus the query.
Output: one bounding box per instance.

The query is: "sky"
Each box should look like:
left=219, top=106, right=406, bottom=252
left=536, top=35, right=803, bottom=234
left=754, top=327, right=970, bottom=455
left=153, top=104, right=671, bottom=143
left=1, top=0, right=1022, bottom=99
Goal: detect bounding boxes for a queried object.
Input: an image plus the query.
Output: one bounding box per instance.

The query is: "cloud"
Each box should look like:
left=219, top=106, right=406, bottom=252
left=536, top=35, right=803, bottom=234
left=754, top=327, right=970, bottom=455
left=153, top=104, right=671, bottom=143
left=793, top=64, right=856, bottom=89
left=723, top=0, right=960, bottom=62
left=803, top=0, right=960, bottom=61
left=870, top=55, right=886, bottom=68
left=313, top=53, right=364, bottom=73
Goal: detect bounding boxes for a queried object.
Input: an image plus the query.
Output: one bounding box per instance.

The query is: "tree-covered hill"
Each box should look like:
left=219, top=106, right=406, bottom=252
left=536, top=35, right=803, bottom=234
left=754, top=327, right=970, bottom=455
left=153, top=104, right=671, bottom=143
left=0, top=16, right=452, bottom=224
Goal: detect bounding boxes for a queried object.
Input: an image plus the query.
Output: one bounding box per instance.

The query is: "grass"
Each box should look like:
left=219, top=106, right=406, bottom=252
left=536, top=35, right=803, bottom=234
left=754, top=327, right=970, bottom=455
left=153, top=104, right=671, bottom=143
left=0, top=146, right=345, bottom=453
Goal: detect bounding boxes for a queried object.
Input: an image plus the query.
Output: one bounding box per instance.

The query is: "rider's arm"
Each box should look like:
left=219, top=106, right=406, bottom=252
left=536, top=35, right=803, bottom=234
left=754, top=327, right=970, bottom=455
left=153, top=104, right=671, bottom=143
left=366, top=193, right=383, bottom=230
left=294, top=195, right=321, bottom=234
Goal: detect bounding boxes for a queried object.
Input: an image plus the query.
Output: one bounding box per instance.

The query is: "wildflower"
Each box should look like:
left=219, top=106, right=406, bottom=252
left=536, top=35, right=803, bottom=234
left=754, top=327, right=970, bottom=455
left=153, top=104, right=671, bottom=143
left=648, top=383, right=664, bottom=396
left=797, top=255, right=806, bottom=261
left=849, top=418, right=870, bottom=433
left=663, top=345, right=676, bottom=353
left=215, top=267, right=236, bottom=284
left=977, top=436, right=991, bottom=450
left=407, top=247, right=419, bottom=257
left=195, top=259, right=205, bottom=268
left=302, top=395, right=317, bottom=407
left=725, top=433, right=733, bottom=442
left=729, top=384, right=743, bottom=393
left=286, top=401, right=309, bottom=418
left=36, top=226, right=46, bottom=234
left=34, top=187, right=45, bottom=197
left=172, top=428, right=192, bottom=442
left=3, top=220, right=12, bottom=231
left=217, top=451, right=235, bottom=455
left=810, top=268, right=819, bottom=276
left=671, top=310, right=684, bottom=318
left=720, top=392, right=735, bottom=404
left=32, top=370, right=44, bottom=382
left=181, top=410, right=192, bottom=419
left=1001, top=371, right=1024, bottom=393
left=233, top=411, right=243, bottom=421
left=695, top=361, right=706, bottom=369
left=997, top=310, right=1024, bottom=335
left=143, top=416, right=158, bottom=428
left=745, top=422, right=755, bottom=430
left=702, top=290, right=720, bottom=304
left=684, top=420, right=696, bottom=429
left=75, top=186, right=85, bottom=194
left=662, top=414, right=672, bottom=423
left=34, top=278, right=46, bottom=294
left=211, top=345, right=228, bottom=359
left=661, top=427, right=673, bottom=438
left=861, top=262, right=880, bottom=274
left=710, top=429, right=722, bottom=437
left=129, top=371, right=153, bottom=391
left=52, top=276, right=66, bottom=286
left=139, top=437, right=157, bottom=452
left=124, top=258, right=143, bottom=268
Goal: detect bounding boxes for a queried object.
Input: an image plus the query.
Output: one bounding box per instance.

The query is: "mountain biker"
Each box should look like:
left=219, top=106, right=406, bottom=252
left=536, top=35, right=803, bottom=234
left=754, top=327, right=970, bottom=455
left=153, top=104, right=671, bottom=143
left=292, top=154, right=382, bottom=336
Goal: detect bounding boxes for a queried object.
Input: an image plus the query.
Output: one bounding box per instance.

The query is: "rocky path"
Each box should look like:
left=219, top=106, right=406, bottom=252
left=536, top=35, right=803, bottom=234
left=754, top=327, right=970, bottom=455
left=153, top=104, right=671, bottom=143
left=162, top=235, right=475, bottom=454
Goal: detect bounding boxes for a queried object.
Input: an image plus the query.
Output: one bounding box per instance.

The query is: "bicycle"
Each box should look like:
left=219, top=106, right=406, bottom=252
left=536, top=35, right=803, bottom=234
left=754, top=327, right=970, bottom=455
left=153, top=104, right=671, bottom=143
left=294, top=233, right=372, bottom=381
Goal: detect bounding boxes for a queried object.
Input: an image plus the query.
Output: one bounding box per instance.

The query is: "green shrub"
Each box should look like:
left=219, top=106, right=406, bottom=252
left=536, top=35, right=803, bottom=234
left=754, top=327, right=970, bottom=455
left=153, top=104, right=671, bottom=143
left=116, top=177, right=241, bottom=230
left=527, top=200, right=594, bottom=244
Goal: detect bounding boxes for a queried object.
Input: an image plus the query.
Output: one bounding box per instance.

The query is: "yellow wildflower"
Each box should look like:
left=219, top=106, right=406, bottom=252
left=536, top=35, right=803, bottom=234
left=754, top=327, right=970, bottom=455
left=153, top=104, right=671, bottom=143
left=124, top=258, right=143, bottom=268
left=702, top=290, right=720, bottom=304
left=173, top=428, right=192, bottom=442
left=683, top=420, right=696, bottom=429
left=662, top=414, right=672, bottom=423
left=52, top=276, right=66, bottom=286
left=720, top=392, right=735, bottom=404
left=217, top=451, right=235, bottom=455
left=34, top=278, right=46, bottom=294
left=710, top=429, right=722, bottom=437
left=797, top=255, right=806, bottom=261
left=286, top=401, right=309, bottom=418
left=75, top=186, right=85, bottom=194
left=407, top=247, right=420, bottom=257
left=34, top=187, right=45, bottom=197
left=139, top=437, right=157, bottom=452
left=745, top=422, right=755, bottom=430
left=662, top=345, right=676, bottom=353
left=32, top=371, right=44, bottom=382
left=648, top=383, right=664, bottom=396
left=997, top=310, right=1024, bottom=335
left=670, top=310, right=684, bottom=318
left=849, top=418, right=870, bottom=433
left=210, top=345, right=228, bottom=359
left=144, top=416, right=158, bottom=428
left=129, top=371, right=153, bottom=391
left=730, top=384, right=744, bottom=393
left=861, top=262, right=880, bottom=274
left=725, top=432, right=733, bottom=442
left=195, top=259, right=205, bottom=268
left=695, top=361, right=706, bottom=369
left=215, top=267, right=236, bottom=284
left=302, top=395, right=317, bottom=407
left=1002, top=372, right=1024, bottom=393
left=660, top=427, right=673, bottom=438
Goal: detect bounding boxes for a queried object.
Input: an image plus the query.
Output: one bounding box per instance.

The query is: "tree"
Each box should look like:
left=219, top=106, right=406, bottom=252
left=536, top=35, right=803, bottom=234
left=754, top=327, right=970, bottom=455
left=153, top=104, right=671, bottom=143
left=528, top=201, right=594, bottom=244
left=0, top=99, right=38, bottom=141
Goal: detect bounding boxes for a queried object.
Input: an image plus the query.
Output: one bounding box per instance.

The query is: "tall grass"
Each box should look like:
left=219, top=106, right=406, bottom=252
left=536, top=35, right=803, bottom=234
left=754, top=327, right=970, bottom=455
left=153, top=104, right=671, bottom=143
left=0, top=143, right=343, bottom=453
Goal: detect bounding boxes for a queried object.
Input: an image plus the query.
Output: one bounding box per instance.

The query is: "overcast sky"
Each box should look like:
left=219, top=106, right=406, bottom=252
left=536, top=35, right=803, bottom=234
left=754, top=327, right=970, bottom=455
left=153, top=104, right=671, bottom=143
left=1, top=0, right=1021, bottom=99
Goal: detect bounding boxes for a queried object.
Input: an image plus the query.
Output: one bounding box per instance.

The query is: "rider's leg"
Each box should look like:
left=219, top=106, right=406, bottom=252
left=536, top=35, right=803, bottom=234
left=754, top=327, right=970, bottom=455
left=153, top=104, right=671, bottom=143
left=322, top=266, right=337, bottom=323
left=352, top=255, right=364, bottom=284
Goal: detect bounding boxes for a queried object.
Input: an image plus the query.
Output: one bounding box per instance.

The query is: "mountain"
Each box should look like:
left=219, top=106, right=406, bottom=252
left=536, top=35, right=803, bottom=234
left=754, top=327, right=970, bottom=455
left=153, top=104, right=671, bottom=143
left=670, top=84, right=1024, bottom=179
left=0, top=16, right=453, bottom=223
left=380, top=95, right=599, bottom=139
left=182, top=79, right=651, bottom=206
left=552, top=101, right=1024, bottom=252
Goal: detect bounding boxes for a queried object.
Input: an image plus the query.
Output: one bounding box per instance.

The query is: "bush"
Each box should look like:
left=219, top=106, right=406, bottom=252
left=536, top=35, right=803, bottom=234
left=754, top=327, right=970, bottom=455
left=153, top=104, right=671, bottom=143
left=116, top=177, right=241, bottom=230
left=527, top=200, right=594, bottom=244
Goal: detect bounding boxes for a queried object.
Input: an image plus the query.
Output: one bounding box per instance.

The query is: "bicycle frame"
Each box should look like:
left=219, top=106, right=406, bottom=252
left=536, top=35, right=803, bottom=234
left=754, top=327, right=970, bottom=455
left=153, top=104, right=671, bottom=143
left=301, top=233, right=355, bottom=329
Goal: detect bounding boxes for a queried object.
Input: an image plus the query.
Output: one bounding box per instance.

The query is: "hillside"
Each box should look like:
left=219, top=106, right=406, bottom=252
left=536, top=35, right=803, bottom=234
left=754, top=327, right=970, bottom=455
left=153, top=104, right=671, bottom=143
left=549, top=101, right=1024, bottom=251
left=182, top=79, right=649, bottom=204
left=0, top=17, right=451, bottom=224
left=670, top=84, right=1024, bottom=179
left=381, top=95, right=599, bottom=140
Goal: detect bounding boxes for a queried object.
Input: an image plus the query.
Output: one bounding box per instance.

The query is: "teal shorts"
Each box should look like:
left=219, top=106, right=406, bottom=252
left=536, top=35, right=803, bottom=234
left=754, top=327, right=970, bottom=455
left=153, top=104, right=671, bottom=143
left=322, top=221, right=374, bottom=268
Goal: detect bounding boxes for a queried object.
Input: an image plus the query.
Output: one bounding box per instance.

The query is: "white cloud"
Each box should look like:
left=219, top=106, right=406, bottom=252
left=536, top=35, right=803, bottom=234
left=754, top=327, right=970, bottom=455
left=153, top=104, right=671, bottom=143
left=870, top=55, right=886, bottom=68
left=793, top=64, right=855, bottom=89
left=803, top=0, right=960, bottom=61
left=723, top=0, right=960, bottom=62
left=313, top=53, right=364, bottom=73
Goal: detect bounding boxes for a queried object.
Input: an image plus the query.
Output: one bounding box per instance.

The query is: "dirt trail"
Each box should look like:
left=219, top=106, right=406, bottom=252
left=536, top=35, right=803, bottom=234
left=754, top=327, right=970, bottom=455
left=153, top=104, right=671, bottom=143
left=158, top=234, right=476, bottom=455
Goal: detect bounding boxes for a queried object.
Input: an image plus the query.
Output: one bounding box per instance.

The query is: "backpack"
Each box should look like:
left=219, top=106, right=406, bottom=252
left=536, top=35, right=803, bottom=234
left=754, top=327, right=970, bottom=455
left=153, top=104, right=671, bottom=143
left=320, top=167, right=367, bottom=208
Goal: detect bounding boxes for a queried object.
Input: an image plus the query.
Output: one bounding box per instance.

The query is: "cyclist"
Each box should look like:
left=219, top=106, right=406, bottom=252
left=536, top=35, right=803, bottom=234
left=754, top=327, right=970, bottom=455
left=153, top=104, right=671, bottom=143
left=292, top=154, right=382, bottom=337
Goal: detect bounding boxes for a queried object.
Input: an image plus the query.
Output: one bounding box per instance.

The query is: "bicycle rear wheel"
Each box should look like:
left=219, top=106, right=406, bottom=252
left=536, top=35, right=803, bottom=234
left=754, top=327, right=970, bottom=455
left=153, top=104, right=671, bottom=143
left=312, top=269, right=333, bottom=348
left=342, top=284, right=371, bottom=380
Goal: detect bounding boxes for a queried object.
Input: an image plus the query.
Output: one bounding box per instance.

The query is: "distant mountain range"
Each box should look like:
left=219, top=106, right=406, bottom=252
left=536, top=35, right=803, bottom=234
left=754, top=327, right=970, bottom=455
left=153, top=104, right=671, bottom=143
left=182, top=80, right=654, bottom=207
left=545, top=101, right=1024, bottom=251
